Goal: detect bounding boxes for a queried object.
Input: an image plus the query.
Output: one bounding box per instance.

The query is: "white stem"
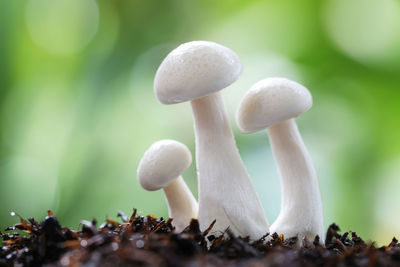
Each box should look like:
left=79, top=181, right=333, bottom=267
left=191, top=93, right=269, bottom=239
left=269, top=119, right=324, bottom=243
left=163, top=176, right=198, bottom=232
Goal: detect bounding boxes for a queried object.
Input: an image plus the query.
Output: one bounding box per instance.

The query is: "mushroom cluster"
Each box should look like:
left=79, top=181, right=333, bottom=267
left=137, top=41, right=324, bottom=246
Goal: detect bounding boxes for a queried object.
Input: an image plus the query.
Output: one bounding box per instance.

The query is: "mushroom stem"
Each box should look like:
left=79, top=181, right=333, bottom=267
left=268, top=119, right=324, bottom=242
left=137, top=139, right=197, bottom=232
left=191, top=93, right=269, bottom=239
left=163, top=176, right=198, bottom=231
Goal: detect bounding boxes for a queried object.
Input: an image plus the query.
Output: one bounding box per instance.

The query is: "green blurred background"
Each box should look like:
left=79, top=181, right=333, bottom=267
left=1, top=0, right=400, bottom=245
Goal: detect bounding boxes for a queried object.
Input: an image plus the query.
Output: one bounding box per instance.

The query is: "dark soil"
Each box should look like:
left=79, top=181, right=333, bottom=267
left=1, top=209, right=399, bottom=266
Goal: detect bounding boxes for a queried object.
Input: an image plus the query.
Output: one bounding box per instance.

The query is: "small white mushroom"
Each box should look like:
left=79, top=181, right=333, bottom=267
left=154, top=41, right=269, bottom=239
left=236, top=77, right=324, bottom=245
left=137, top=139, right=198, bottom=232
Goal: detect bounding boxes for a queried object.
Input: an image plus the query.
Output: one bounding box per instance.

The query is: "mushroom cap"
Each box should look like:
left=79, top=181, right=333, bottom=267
left=154, top=41, right=242, bottom=104
left=236, top=77, right=312, bottom=133
left=137, top=140, right=192, bottom=191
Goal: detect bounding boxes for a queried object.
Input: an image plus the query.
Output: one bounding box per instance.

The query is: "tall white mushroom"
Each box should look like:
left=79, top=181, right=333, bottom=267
left=154, top=41, right=269, bottom=239
left=137, top=139, right=198, bottom=232
left=236, top=77, right=324, bottom=244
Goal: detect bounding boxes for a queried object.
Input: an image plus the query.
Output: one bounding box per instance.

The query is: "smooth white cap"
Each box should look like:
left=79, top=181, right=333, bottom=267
left=154, top=41, right=242, bottom=104
left=137, top=140, right=192, bottom=191
left=236, top=77, right=312, bottom=133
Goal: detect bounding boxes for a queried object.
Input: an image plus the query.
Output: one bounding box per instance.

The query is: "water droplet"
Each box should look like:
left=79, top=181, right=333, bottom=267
left=136, top=240, right=144, bottom=248
left=111, top=242, right=119, bottom=251
left=80, top=240, right=88, bottom=247
left=60, top=256, right=70, bottom=266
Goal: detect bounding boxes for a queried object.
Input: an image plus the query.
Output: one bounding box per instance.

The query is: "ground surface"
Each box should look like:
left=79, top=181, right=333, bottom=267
left=1, top=209, right=400, bottom=266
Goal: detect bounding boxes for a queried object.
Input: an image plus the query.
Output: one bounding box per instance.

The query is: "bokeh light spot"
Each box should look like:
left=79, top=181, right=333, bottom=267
left=323, top=0, right=400, bottom=67
left=25, top=0, right=99, bottom=55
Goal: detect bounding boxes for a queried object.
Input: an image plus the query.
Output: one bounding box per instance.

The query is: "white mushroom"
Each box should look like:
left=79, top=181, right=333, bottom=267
left=137, top=139, right=198, bottom=232
left=236, top=77, right=324, bottom=245
left=154, top=41, right=269, bottom=239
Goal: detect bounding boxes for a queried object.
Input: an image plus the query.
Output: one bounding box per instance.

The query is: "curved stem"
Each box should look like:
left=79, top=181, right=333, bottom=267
left=269, top=119, right=324, bottom=243
left=191, top=93, right=269, bottom=239
left=163, top=176, right=198, bottom=232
